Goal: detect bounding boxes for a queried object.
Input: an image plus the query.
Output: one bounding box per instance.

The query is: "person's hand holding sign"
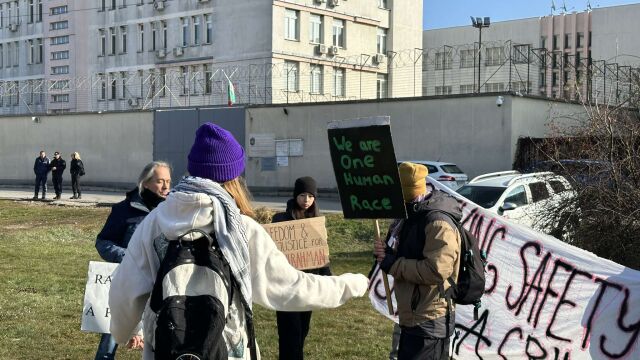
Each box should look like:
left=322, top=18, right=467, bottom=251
left=374, top=238, right=386, bottom=263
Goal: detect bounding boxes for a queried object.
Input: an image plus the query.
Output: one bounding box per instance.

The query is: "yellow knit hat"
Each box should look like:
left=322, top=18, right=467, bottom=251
left=398, top=162, right=429, bottom=202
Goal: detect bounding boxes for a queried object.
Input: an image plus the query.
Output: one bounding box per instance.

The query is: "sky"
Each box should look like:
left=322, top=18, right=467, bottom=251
left=423, top=0, right=640, bottom=29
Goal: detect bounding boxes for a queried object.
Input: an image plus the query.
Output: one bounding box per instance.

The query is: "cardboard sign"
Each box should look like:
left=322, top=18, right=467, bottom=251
left=81, top=261, right=118, bottom=333
left=263, top=217, right=330, bottom=270
left=327, top=116, right=406, bottom=219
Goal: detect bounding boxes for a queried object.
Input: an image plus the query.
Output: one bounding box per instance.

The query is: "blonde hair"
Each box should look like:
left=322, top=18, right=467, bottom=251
left=222, top=177, right=255, bottom=218
left=71, top=152, right=81, bottom=160
left=137, top=161, right=172, bottom=195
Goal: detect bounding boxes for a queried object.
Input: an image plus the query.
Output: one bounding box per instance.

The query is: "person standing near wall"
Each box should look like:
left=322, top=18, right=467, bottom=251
left=271, top=176, right=332, bottom=360
left=49, top=151, right=66, bottom=200
left=69, top=152, right=85, bottom=199
left=94, top=161, right=172, bottom=360
left=33, top=150, right=50, bottom=200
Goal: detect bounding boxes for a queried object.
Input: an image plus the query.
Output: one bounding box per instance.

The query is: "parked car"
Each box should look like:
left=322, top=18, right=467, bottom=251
left=397, top=160, right=468, bottom=189
left=456, top=170, right=577, bottom=237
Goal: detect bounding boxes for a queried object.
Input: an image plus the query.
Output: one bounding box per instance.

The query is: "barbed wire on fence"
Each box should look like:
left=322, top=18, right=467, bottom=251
left=1, top=42, right=639, bottom=115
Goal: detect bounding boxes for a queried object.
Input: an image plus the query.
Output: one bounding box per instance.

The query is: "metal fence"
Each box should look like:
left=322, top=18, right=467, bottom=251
left=1, top=41, right=639, bottom=116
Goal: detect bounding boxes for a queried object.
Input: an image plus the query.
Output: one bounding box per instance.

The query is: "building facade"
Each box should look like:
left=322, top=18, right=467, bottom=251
left=422, top=4, right=640, bottom=105
left=0, top=0, right=422, bottom=115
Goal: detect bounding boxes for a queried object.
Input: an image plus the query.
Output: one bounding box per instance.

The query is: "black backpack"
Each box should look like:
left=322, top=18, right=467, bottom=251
left=426, top=210, right=487, bottom=319
left=149, top=229, right=256, bottom=360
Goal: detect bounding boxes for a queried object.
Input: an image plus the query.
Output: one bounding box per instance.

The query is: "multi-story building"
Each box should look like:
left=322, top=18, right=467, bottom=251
left=422, top=3, right=640, bottom=104
left=0, top=0, right=422, bottom=115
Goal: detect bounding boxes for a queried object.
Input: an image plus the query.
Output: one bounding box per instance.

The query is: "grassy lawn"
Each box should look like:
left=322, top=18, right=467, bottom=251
left=0, top=200, right=394, bottom=359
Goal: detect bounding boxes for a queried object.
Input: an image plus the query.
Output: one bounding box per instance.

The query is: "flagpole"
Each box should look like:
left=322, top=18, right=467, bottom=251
left=374, top=219, right=394, bottom=315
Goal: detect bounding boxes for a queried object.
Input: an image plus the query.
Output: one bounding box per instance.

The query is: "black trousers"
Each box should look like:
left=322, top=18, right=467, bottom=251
left=52, top=174, right=63, bottom=196
left=277, top=310, right=312, bottom=360
left=71, top=174, right=81, bottom=196
left=34, top=174, right=47, bottom=197
left=398, top=332, right=450, bottom=360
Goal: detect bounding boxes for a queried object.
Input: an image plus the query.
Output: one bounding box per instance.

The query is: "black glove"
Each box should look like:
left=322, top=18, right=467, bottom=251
left=379, top=246, right=397, bottom=273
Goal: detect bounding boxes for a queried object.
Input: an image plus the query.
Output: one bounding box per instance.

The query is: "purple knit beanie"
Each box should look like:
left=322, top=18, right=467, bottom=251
left=187, top=123, right=245, bottom=182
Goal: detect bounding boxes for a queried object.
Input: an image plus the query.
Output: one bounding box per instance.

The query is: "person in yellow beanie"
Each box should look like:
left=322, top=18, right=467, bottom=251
left=374, top=162, right=462, bottom=360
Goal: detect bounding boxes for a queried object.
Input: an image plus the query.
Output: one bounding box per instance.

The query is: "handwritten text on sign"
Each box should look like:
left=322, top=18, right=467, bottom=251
left=327, top=117, right=406, bottom=219
left=263, top=217, right=330, bottom=270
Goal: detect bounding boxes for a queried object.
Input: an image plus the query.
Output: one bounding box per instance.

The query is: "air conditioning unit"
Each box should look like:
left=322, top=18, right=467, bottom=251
left=373, top=54, right=386, bottom=64
left=174, top=47, right=184, bottom=56
left=9, top=23, right=18, bottom=32
left=316, top=44, right=327, bottom=55
left=153, top=1, right=165, bottom=10
left=156, top=49, right=166, bottom=58
left=128, top=98, right=140, bottom=107
left=328, top=45, right=339, bottom=56
left=328, top=0, right=339, bottom=7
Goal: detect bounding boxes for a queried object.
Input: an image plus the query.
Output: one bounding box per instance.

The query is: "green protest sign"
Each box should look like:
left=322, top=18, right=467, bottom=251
left=327, top=116, right=406, bottom=219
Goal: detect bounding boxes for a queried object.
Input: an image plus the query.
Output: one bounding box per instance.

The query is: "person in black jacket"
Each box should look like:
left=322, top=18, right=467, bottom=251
left=33, top=150, right=50, bottom=200
left=271, top=176, right=332, bottom=360
left=49, top=151, right=66, bottom=200
left=69, top=152, right=85, bottom=199
left=94, top=161, right=172, bottom=360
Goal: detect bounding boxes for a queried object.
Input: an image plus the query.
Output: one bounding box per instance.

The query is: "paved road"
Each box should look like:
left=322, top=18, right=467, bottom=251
left=0, top=186, right=343, bottom=213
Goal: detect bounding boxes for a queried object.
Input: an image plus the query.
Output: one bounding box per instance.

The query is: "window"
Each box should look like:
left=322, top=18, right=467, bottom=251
left=484, top=82, right=504, bottom=92
left=204, top=64, right=212, bottom=94
left=0, top=4, right=4, bottom=28
left=137, top=24, right=144, bottom=52
left=435, top=86, right=452, bottom=95
left=51, top=35, right=69, bottom=45
left=110, top=0, right=116, bottom=10
left=540, top=36, right=546, bottom=49
left=190, top=65, right=199, bottom=94
left=50, top=21, right=68, bottom=30
left=503, top=186, right=528, bottom=207
left=28, top=40, right=34, bottom=64
left=284, top=61, right=299, bottom=91
left=162, top=21, right=167, bottom=49
left=205, top=14, right=212, bottom=44
left=99, top=74, right=106, bottom=100
left=485, top=47, right=504, bottom=66
left=12, top=41, right=18, bottom=66
left=309, top=14, right=322, bottom=44
left=51, top=50, right=69, bottom=60
left=511, top=81, right=529, bottom=93
left=284, top=9, right=299, bottom=41
left=378, top=0, right=388, bottom=9
left=37, top=38, right=43, bottom=63
left=588, top=31, right=592, bottom=47
left=193, top=16, right=201, bottom=45
left=181, top=18, right=189, bottom=46
left=332, top=19, right=345, bottom=47
left=37, top=0, right=42, bottom=22
left=121, top=26, right=127, bottom=53
left=50, top=6, right=68, bottom=15
left=460, top=84, right=475, bottom=94
left=377, top=74, right=388, bottom=99
left=333, top=67, right=345, bottom=97
left=159, top=68, right=166, bottom=97
left=100, top=0, right=106, bottom=11
left=121, top=72, right=127, bottom=99
left=51, top=65, right=69, bottom=75
left=376, top=28, right=387, bottom=55
left=577, top=32, right=584, bottom=48
left=575, top=52, right=582, bottom=67
left=110, top=27, right=116, bottom=54
left=460, top=49, right=475, bottom=68
left=29, top=0, right=34, bottom=23
left=552, top=35, right=559, bottom=50
left=564, top=34, right=572, bottom=49
left=181, top=66, right=188, bottom=94
left=0, top=44, right=3, bottom=68
left=99, top=29, right=106, bottom=56
left=310, top=65, right=323, bottom=94
left=552, top=53, right=558, bottom=68
left=529, top=182, right=550, bottom=202
left=151, top=23, right=157, bottom=51
left=513, top=44, right=530, bottom=64
left=52, top=94, right=69, bottom=103
left=51, top=80, right=69, bottom=90
left=540, top=72, right=546, bottom=87
left=110, top=74, right=117, bottom=99
left=435, top=51, right=452, bottom=70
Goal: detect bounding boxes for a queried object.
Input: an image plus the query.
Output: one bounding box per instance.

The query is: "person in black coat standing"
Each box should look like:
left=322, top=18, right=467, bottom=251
left=49, top=151, right=66, bottom=200
left=33, top=150, right=50, bottom=200
left=70, top=152, right=85, bottom=199
left=271, top=176, right=332, bottom=360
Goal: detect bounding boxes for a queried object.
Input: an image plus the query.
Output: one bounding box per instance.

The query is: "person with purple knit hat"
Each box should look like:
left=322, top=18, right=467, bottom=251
left=109, top=123, right=369, bottom=360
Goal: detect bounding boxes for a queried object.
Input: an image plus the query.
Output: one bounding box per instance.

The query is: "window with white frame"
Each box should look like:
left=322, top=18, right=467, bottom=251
left=332, top=19, right=345, bottom=47
left=151, top=23, right=157, bottom=51
left=376, top=28, right=387, bottom=55
left=0, top=44, right=3, bottom=68
left=460, top=49, right=475, bottom=68
left=52, top=94, right=69, bottom=103
left=13, top=41, right=18, bottom=66
left=50, top=5, right=67, bottom=15
left=333, top=67, right=345, bottom=97
left=484, top=82, right=504, bottom=92
left=190, top=65, right=199, bottom=94
left=110, top=27, right=116, bottom=54
left=110, top=73, right=117, bottom=99
left=99, top=74, right=106, bottom=100
left=435, top=86, right=452, bottom=95
left=460, top=84, right=475, bottom=94
left=37, top=0, right=42, bottom=22
left=28, top=0, right=34, bottom=23
left=121, top=26, right=127, bottom=53
left=435, top=51, right=452, bottom=70
left=51, top=36, right=69, bottom=45
left=110, top=0, right=116, bottom=10
left=51, top=65, right=69, bottom=75
left=52, top=50, right=69, bottom=60
left=28, top=40, right=34, bottom=64
left=513, top=44, right=530, bottom=64
left=310, top=64, right=323, bottom=94
left=0, top=4, right=4, bottom=28
left=284, top=61, right=299, bottom=91
left=181, top=66, right=188, bottom=94
left=6, top=43, right=12, bottom=67
left=99, top=29, right=106, bottom=56
left=204, top=64, right=212, bottom=94
left=159, top=68, right=166, bottom=97
left=50, top=21, right=68, bottom=30
left=377, top=74, right=388, bottom=99
left=137, top=24, right=144, bottom=52
left=51, top=80, right=69, bottom=90
left=37, top=38, right=43, bottom=63
left=284, top=9, right=299, bottom=41
left=193, top=16, right=201, bottom=45
left=162, top=21, right=167, bottom=49
left=205, top=14, right=212, bottom=44
left=485, top=47, right=504, bottom=66
left=181, top=18, right=189, bottom=47
left=309, top=14, right=322, bottom=44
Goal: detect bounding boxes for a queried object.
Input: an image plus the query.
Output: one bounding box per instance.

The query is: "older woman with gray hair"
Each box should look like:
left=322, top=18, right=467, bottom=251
left=94, top=161, right=171, bottom=360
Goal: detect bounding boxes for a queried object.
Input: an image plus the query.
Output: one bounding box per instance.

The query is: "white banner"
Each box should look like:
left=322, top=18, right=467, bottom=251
left=81, top=261, right=118, bottom=333
left=369, top=180, right=640, bottom=359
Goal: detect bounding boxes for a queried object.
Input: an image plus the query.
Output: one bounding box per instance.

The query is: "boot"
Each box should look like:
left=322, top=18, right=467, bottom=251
left=70, top=193, right=77, bottom=199
left=33, top=194, right=39, bottom=200
left=77, top=194, right=82, bottom=199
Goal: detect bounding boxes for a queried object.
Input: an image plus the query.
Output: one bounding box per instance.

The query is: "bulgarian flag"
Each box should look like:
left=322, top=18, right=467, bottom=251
left=227, top=78, right=236, bottom=106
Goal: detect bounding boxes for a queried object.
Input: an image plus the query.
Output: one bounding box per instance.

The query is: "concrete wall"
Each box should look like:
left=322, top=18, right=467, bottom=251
left=0, top=111, right=154, bottom=188
left=591, top=4, right=640, bottom=66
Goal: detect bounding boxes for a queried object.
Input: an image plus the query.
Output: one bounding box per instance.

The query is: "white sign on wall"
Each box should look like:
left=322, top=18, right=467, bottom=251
left=247, top=133, right=276, bottom=158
